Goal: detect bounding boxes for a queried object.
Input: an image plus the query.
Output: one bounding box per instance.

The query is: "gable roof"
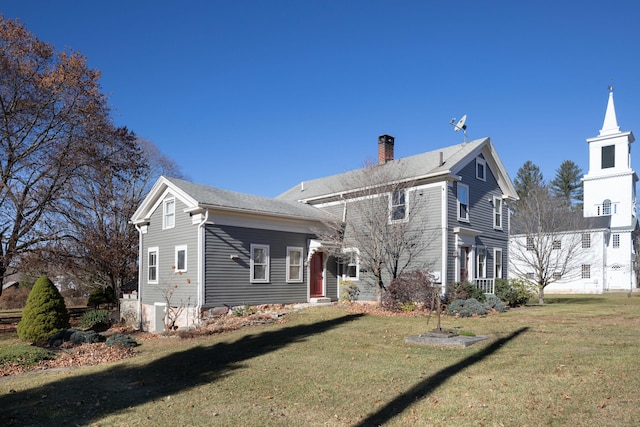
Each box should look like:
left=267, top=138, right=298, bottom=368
left=131, top=176, right=332, bottom=225
left=510, top=212, right=611, bottom=235
left=277, top=137, right=518, bottom=203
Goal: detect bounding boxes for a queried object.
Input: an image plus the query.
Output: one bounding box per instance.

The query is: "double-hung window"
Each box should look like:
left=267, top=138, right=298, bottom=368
left=613, top=234, right=620, bottom=248
left=391, top=189, right=406, bottom=222
left=148, top=247, right=158, bottom=283
left=175, top=245, right=187, bottom=272
left=476, top=247, right=486, bottom=278
left=526, top=237, right=534, bottom=251
left=163, top=198, right=175, bottom=229
left=342, top=248, right=360, bottom=280
left=286, top=247, right=303, bottom=282
left=476, top=158, right=486, bottom=181
left=457, top=183, right=469, bottom=221
left=494, top=248, right=503, bottom=279
left=493, top=196, right=502, bottom=229
left=582, top=264, right=591, bottom=279
left=251, top=244, right=270, bottom=283
left=582, top=233, right=591, bottom=248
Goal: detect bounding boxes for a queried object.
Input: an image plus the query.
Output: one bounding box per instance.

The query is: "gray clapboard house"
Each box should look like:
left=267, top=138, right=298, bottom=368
left=131, top=136, right=517, bottom=332
left=278, top=136, right=518, bottom=300
left=130, top=176, right=335, bottom=332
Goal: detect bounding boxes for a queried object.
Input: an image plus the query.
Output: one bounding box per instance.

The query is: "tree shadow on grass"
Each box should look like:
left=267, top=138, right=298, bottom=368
left=354, top=327, right=529, bottom=427
left=0, top=312, right=364, bottom=426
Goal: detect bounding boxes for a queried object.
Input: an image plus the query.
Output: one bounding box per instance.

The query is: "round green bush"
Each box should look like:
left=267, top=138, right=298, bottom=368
left=17, top=275, right=70, bottom=343
left=447, top=298, right=489, bottom=317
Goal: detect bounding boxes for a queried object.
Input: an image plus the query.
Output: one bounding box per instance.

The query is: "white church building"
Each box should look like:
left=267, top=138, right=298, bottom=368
left=509, top=89, right=639, bottom=294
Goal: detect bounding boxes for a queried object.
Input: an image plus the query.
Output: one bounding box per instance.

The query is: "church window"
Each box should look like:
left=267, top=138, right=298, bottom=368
left=581, top=264, right=591, bottom=279
left=613, top=234, right=620, bottom=248
left=582, top=233, right=591, bottom=249
left=602, top=145, right=615, bottom=169
left=602, top=199, right=611, bottom=215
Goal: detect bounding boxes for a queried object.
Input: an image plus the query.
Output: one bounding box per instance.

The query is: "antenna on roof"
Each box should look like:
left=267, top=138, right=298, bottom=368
left=449, top=114, right=468, bottom=143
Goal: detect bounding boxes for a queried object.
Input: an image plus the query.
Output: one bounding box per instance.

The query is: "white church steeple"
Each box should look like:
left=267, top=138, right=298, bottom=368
left=599, top=87, right=621, bottom=136
left=583, top=87, right=637, bottom=227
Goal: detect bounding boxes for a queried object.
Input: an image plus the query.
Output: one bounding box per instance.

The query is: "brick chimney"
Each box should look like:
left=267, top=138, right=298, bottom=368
left=378, top=134, right=394, bottom=164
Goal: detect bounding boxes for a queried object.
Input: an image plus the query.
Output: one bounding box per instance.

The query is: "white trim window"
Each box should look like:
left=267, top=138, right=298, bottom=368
left=457, top=183, right=469, bottom=222
left=613, top=234, right=620, bottom=248
left=342, top=248, right=360, bottom=281
left=390, top=189, right=407, bottom=222
left=493, top=196, right=502, bottom=229
left=175, top=245, right=187, bottom=273
left=494, top=248, right=503, bottom=279
left=476, top=247, right=487, bottom=278
left=148, top=247, right=159, bottom=284
left=582, top=264, right=591, bottom=279
left=163, top=198, right=176, bottom=229
left=286, top=247, right=303, bottom=282
left=582, top=233, right=591, bottom=249
left=476, top=157, right=486, bottom=181
left=250, top=244, right=270, bottom=283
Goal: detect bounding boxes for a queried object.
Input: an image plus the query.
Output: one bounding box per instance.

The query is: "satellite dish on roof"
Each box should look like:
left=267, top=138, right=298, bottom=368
left=449, top=114, right=468, bottom=142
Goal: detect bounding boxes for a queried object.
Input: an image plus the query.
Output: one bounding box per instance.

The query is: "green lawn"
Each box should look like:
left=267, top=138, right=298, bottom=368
left=1, top=294, right=640, bottom=426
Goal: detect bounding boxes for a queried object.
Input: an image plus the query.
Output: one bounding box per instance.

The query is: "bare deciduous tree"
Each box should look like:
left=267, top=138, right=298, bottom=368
left=0, top=16, right=112, bottom=294
left=318, top=162, right=434, bottom=304
left=509, top=186, right=589, bottom=304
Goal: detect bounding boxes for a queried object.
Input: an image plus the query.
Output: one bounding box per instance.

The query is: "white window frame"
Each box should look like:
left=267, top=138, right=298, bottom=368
left=582, top=264, right=591, bottom=279
left=390, top=189, right=407, bottom=222
left=493, top=196, right=502, bottom=229
left=250, top=244, right=270, bottom=283
left=163, top=198, right=175, bottom=229
left=494, top=248, right=503, bottom=279
left=476, top=247, right=487, bottom=278
left=148, top=247, right=159, bottom=284
left=175, top=245, right=187, bottom=273
left=476, top=157, right=486, bottom=181
left=457, top=183, right=470, bottom=222
left=582, top=233, right=591, bottom=249
left=552, top=240, right=561, bottom=250
left=526, top=236, right=534, bottom=251
left=342, top=248, right=360, bottom=281
left=286, top=246, right=303, bottom=282
left=613, top=233, right=620, bottom=248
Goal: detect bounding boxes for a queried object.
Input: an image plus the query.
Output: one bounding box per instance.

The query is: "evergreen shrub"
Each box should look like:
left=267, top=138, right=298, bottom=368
left=447, top=298, right=489, bottom=317
left=79, top=309, right=112, bottom=331
left=17, top=275, right=70, bottom=343
left=105, top=333, right=138, bottom=348
left=495, top=278, right=534, bottom=307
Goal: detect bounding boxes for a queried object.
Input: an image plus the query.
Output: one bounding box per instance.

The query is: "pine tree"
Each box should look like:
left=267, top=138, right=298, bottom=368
left=550, top=160, right=583, bottom=207
left=17, top=275, right=70, bottom=342
left=513, top=161, right=545, bottom=201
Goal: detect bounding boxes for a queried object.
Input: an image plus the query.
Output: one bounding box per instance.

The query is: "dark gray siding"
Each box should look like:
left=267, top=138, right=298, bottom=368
left=141, top=193, right=199, bottom=306
left=204, top=224, right=316, bottom=307
left=449, top=157, right=509, bottom=281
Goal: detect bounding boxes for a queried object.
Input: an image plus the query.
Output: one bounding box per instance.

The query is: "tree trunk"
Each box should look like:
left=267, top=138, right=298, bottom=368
left=538, top=285, right=545, bottom=305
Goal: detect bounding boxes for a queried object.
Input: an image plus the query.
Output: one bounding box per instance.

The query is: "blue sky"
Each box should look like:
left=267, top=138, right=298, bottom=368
left=2, top=1, right=639, bottom=197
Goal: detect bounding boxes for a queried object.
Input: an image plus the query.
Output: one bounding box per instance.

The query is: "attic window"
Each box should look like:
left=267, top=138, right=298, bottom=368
left=163, top=198, right=175, bottom=229
left=476, top=158, right=486, bottom=181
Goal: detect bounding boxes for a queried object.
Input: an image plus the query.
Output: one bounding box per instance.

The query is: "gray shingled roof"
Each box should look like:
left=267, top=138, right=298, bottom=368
left=277, top=138, right=488, bottom=202
left=165, top=177, right=332, bottom=221
left=510, top=212, right=611, bottom=235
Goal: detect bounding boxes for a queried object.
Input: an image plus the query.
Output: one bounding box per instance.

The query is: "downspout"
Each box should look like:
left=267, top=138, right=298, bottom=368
left=134, top=224, right=144, bottom=330
left=441, top=182, right=449, bottom=293
left=197, top=209, right=210, bottom=321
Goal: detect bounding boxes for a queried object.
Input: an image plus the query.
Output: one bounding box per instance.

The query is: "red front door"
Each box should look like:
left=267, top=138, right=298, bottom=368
left=310, top=252, right=324, bottom=297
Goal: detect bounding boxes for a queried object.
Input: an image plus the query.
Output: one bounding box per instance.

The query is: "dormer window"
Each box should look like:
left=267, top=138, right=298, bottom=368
left=602, top=145, right=615, bottom=169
